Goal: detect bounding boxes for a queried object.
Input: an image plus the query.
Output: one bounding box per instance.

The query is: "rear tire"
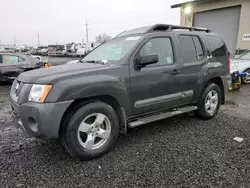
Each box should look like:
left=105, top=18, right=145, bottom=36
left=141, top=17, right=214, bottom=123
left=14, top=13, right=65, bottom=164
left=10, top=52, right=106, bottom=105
left=61, top=101, right=119, bottom=160
left=196, top=83, right=221, bottom=120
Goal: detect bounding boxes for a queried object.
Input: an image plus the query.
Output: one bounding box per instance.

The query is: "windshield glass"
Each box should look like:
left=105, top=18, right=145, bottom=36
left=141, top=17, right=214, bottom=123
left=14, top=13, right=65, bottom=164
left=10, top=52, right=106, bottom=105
left=83, top=36, right=141, bottom=62
left=239, top=51, right=250, bottom=60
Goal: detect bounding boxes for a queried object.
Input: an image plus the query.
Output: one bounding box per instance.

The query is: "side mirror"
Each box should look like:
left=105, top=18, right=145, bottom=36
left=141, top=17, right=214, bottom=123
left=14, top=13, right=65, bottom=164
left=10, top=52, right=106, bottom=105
left=138, top=53, right=158, bottom=68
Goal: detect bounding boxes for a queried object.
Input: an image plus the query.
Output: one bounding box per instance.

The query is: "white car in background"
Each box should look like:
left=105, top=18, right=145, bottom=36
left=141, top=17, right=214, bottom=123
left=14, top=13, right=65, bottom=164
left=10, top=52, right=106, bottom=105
left=231, top=50, right=250, bottom=84
left=76, top=48, right=86, bottom=57
left=23, top=51, right=42, bottom=60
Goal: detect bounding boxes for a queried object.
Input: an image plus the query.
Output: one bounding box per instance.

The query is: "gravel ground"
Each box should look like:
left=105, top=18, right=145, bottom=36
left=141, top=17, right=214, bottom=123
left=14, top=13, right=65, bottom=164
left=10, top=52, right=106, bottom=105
left=0, top=84, right=250, bottom=188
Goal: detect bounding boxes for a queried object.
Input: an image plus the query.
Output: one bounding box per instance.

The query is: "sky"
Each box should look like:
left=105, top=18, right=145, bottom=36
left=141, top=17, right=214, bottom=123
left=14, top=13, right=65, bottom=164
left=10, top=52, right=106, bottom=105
left=0, top=0, right=184, bottom=46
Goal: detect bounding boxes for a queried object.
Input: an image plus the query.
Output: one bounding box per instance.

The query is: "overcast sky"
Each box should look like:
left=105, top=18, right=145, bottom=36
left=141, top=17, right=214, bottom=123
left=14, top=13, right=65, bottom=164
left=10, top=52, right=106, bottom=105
left=0, top=0, right=184, bottom=46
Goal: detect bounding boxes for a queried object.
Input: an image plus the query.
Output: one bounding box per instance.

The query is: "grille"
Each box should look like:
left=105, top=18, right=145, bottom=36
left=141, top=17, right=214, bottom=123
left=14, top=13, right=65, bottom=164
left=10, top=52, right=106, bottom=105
left=10, top=80, right=32, bottom=104
left=10, top=80, right=19, bottom=102
left=10, top=80, right=24, bottom=102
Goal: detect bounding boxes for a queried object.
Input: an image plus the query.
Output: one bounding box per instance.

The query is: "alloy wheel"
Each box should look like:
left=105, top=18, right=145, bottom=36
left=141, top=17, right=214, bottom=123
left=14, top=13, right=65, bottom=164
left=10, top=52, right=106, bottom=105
left=205, top=90, right=219, bottom=114
left=77, top=113, right=111, bottom=150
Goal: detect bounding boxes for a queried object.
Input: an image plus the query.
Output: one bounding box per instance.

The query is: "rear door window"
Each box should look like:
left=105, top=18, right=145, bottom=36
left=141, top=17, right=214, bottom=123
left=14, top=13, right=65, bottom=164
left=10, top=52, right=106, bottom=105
left=192, top=36, right=204, bottom=60
left=179, top=35, right=197, bottom=62
left=206, top=36, right=227, bottom=57
left=18, top=56, right=25, bottom=62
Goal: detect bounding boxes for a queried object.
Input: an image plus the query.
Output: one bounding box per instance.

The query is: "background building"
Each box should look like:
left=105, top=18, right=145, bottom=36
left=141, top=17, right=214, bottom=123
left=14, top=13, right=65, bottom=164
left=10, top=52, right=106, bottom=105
left=171, top=0, right=250, bottom=56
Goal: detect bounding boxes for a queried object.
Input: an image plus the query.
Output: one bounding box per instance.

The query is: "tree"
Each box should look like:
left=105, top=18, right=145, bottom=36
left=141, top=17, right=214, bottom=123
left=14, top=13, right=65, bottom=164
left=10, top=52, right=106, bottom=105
left=95, top=34, right=112, bottom=43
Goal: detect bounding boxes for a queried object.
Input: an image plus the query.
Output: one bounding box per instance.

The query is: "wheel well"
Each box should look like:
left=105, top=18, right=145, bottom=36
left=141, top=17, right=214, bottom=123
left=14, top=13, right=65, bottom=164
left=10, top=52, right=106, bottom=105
left=59, top=95, right=127, bottom=137
left=204, top=77, right=225, bottom=104
left=243, top=68, right=250, bottom=72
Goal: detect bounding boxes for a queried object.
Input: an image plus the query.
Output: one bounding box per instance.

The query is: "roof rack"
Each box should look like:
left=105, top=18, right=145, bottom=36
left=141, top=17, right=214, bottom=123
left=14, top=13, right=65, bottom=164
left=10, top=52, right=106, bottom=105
left=146, top=24, right=211, bottom=33
left=115, top=24, right=211, bottom=38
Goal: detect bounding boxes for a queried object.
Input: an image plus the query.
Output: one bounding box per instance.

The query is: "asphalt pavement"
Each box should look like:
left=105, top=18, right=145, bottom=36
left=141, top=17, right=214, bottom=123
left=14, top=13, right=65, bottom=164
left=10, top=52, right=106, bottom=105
left=0, top=83, right=250, bottom=187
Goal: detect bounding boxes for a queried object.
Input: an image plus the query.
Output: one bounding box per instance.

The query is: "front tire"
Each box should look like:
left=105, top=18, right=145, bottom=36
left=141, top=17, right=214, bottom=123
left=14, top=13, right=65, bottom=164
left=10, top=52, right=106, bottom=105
left=196, top=83, right=221, bottom=120
left=61, top=101, right=119, bottom=160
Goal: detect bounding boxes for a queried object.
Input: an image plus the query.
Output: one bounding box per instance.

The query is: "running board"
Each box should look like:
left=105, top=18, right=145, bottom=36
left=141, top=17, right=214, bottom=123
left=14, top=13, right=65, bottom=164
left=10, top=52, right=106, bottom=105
left=128, top=106, right=198, bottom=128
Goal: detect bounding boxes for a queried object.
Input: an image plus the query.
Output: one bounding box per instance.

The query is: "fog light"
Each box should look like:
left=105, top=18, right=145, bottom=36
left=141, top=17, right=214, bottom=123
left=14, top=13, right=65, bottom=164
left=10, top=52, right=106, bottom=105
left=28, top=117, right=38, bottom=132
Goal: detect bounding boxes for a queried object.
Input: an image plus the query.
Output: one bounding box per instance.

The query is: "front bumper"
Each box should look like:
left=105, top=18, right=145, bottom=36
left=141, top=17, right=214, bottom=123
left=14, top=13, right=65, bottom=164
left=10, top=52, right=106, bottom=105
left=11, top=99, right=73, bottom=139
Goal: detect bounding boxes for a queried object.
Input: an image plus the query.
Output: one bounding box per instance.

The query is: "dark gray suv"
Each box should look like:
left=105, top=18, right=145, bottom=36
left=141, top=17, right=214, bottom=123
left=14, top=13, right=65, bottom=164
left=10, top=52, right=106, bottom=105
left=10, top=24, right=231, bottom=160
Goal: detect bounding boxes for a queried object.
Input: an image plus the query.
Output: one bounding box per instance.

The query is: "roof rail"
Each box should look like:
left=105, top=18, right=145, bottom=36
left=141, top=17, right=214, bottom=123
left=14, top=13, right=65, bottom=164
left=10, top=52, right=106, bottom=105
left=115, top=24, right=211, bottom=38
left=146, top=24, right=211, bottom=33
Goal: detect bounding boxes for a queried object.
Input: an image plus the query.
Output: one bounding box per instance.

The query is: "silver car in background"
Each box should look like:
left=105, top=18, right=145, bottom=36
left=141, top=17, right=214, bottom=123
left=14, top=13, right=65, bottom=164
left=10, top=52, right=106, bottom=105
left=0, top=53, right=40, bottom=82
left=231, top=50, right=250, bottom=84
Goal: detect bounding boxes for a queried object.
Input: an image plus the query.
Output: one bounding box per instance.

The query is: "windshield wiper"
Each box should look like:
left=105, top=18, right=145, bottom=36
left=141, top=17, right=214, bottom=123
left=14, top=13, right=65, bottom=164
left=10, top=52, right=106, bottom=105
left=79, top=59, right=87, bottom=63
left=86, top=60, right=107, bottom=65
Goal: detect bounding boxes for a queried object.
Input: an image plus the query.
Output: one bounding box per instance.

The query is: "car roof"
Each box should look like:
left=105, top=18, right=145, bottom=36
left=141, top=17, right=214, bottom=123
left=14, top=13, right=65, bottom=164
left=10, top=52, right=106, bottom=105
left=0, top=52, right=16, bottom=55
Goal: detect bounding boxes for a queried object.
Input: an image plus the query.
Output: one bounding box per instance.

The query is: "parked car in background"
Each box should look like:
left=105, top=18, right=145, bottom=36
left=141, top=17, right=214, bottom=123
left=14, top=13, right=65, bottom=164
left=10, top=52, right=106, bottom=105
left=231, top=50, right=250, bottom=84
left=23, top=51, right=42, bottom=60
left=0, top=53, right=41, bottom=82
left=48, top=45, right=67, bottom=56
left=76, top=48, right=86, bottom=57
left=11, top=24, right=231, bottom=160
left=65, top=43, right=86, bottom=57
left=38, top=46, right=49, bottom=56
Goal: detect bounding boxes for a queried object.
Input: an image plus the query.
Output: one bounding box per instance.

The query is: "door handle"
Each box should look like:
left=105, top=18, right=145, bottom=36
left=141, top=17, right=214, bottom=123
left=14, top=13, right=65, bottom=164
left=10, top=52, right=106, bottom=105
left=171, top=69, right=180, bottom=75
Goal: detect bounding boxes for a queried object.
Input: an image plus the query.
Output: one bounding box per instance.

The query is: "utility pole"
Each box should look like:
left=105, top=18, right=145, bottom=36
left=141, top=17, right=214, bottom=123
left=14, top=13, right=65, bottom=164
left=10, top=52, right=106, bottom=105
left=85, top=21, right=89, bottom=51
left=37, top=32, right=40, bottom=46
left=14, top=36, right=16, bottom=47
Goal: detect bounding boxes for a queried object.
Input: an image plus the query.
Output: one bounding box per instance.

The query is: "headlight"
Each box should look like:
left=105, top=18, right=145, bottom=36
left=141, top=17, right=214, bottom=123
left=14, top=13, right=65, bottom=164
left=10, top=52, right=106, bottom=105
left=28, top=84, right=52, bottom=103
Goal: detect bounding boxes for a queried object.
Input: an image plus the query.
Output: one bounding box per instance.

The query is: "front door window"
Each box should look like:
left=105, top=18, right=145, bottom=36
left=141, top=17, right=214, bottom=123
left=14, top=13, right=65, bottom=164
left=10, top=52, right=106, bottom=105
left=2, top=55, right=19, bottom=64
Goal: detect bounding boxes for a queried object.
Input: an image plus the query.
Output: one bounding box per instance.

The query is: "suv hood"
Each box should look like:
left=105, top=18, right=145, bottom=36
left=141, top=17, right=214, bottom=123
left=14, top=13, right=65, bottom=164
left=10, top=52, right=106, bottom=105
left=18, top=63, right=111, bottom=84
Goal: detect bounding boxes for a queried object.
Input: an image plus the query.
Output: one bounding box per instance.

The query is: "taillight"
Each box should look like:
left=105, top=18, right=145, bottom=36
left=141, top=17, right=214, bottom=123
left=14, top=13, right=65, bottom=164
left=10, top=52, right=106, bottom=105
left=228, top=56, right=230, bottom=73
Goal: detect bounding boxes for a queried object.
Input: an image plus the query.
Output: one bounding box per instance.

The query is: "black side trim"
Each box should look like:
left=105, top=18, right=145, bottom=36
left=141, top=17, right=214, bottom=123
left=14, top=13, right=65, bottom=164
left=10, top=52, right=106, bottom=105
left=134, top=90, right=193, bottom=108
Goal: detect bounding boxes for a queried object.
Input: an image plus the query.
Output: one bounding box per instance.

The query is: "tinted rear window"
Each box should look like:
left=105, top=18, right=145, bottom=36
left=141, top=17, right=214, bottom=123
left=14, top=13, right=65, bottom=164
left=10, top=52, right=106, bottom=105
left=179, top=35, right=197, bottom=62
left=206, top=36, right=227, bottom=57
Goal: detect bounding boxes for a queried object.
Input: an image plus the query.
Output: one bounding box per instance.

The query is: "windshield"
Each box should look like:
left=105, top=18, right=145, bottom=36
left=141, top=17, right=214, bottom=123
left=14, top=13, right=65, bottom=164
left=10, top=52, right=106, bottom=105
left=83, top=36, right=142, bottom=62
left=238, top=51, right=250, bottom=60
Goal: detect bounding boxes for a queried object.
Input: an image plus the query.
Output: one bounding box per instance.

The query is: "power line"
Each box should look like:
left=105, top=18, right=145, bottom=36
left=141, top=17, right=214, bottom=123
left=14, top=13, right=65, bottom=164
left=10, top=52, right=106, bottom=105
left=85, top=21, right=89, bottom=50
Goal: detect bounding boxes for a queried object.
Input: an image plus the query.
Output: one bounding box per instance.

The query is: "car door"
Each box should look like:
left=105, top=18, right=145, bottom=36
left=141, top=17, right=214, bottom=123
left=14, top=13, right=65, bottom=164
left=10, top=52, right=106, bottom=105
left=129, top=35, right=183, bottom=115
left=176, top=34, right=209, bottom=103
left=0, top=54, right=26, bottom=79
